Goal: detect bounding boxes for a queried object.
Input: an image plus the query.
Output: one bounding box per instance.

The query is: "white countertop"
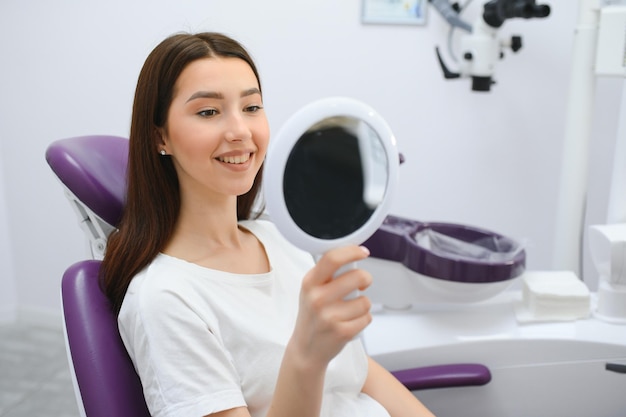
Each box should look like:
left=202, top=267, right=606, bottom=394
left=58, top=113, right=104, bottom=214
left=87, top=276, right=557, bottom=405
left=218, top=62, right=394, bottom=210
left=362, top=291, right=626, bottom=371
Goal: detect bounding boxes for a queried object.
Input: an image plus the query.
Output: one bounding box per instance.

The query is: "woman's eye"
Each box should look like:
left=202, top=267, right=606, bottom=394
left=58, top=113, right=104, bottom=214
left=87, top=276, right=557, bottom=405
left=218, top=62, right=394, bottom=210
left=198, top=109, right=217, bottom=117
left=245, top=105, right=263, bottom=113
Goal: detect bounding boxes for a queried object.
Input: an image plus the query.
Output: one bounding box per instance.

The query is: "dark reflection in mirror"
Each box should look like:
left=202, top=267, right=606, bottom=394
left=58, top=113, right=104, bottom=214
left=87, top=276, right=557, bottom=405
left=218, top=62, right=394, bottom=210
left=283, top=122, right=378, bottom=240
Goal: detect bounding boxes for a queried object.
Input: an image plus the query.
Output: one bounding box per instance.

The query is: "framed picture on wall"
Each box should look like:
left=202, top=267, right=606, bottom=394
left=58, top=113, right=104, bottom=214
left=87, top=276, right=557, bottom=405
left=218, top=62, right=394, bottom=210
left=362, top=0, right=427, bottom=25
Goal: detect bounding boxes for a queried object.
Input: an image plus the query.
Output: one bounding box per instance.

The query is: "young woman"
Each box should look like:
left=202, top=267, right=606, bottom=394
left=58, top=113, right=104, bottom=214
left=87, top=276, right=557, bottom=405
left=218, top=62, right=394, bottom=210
left=101, top=32, right=435, bottom=417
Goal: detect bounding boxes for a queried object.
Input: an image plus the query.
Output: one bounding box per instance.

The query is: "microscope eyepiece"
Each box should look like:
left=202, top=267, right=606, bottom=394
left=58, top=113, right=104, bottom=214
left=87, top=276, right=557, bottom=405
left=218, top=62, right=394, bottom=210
left=483, top=0, right=551, bottom=28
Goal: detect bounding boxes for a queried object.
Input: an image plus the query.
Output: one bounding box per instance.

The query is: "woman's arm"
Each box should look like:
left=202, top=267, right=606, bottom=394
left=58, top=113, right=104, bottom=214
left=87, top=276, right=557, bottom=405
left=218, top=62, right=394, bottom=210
left=266, top=245, right=373, bottom=417
left=207, top=245, right=374, bottom=417
left=206, top=346, right=328, bottom=417
left=362, top=357, right=436, bottom=417
left=205, top=343, right=331, bottom=417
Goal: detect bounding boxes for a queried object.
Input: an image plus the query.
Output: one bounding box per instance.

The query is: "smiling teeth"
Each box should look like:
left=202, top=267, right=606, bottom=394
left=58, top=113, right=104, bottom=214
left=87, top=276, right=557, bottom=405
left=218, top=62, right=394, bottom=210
left=218, top=153, right=251, bottom=164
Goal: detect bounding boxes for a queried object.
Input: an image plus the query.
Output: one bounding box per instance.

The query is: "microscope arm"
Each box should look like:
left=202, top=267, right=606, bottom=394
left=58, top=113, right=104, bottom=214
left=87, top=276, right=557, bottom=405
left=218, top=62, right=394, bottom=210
left=429, top=0, right=473, bottom=32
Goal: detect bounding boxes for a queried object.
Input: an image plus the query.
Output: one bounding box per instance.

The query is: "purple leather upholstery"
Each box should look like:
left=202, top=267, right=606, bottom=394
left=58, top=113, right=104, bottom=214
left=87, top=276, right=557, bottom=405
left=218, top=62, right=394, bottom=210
left=62, top=260, right=150, bottom=417
left=391, top=363, right=491, bottom=391
left=46, top=135, right=128, bottom=227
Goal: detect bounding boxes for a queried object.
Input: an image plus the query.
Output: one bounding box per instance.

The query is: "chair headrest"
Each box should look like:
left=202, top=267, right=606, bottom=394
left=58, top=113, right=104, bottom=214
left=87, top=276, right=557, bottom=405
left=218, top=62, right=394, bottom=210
left=46, top=135, right=128, bottom=227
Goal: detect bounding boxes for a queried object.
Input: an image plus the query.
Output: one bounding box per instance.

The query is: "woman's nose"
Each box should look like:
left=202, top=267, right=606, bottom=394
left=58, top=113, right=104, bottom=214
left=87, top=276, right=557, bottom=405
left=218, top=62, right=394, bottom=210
left=224, top=112, right=252, bottom=142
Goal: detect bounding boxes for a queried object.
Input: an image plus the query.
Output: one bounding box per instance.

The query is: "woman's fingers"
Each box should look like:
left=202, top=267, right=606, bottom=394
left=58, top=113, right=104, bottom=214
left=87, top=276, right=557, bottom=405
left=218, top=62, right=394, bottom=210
left=303, top=245, right=370, bottom=289
left=335, top=297, right=373, bottom=336
left=292, top=245, right=374, bottom=364
left=326, top=267, right=373, bottom=300
left=302, top=258, right=373, bottom=311
left=304, top=295, right=372, bottom=347
left=321, top=295, right=372, bottom=323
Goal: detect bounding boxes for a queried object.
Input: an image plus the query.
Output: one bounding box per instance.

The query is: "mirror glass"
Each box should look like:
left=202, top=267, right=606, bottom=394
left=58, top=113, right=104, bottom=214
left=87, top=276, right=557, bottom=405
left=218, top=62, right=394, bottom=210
left=284, top=116, right=385, bottom=239
left=264, top=97, right=398, bottom=255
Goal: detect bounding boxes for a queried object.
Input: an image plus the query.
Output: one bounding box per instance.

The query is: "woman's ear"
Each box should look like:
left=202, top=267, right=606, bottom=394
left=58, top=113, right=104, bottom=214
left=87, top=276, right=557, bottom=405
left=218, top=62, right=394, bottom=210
left=155, top=127, right=168, bottom=155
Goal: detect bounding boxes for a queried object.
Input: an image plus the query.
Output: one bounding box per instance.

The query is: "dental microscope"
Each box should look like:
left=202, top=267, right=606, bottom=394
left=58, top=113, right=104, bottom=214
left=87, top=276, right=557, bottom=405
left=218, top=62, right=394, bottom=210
left=429, top=0, right=551, bottom=91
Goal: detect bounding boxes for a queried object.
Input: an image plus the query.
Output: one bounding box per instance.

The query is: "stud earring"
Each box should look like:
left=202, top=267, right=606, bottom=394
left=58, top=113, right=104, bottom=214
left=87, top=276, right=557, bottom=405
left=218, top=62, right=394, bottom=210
left=159, top=149, right=166, bottom=156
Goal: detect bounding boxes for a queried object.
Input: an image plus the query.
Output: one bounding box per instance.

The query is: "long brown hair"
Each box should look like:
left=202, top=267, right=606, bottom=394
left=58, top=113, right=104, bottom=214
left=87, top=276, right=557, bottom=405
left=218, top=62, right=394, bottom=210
left=101, top=32, right=264, bottom=314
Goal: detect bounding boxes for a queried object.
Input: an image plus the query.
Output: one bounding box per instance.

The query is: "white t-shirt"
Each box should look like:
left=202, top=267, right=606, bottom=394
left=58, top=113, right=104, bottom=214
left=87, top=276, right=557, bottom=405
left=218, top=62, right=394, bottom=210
left=118, top=220, right=390, bottom=417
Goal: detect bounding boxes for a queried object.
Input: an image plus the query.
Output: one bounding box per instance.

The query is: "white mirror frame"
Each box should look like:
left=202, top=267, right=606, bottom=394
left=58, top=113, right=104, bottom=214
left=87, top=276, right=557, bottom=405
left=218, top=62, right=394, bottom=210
left=264, top=96, right=399, bottom=255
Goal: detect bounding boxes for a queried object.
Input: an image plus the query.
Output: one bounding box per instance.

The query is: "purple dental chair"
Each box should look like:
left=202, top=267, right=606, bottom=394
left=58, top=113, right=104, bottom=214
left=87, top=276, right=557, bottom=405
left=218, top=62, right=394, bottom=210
left=47, top=135, right=150, bottom=417
left=46, top=135, right=490, bottom=417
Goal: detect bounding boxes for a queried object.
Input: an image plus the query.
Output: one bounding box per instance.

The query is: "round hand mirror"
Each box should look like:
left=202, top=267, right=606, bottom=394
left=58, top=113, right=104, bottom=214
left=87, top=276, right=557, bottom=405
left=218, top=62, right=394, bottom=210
left=264, top=97, right=399, bottom=255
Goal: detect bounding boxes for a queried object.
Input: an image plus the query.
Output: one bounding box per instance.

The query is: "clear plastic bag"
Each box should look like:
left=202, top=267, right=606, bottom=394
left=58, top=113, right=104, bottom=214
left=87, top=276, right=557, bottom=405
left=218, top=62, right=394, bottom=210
left=414, top=227, right=525, bottom=263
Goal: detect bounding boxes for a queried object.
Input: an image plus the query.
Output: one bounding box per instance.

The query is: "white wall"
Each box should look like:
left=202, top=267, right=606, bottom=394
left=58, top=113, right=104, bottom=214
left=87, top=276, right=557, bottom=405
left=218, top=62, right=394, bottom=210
left=0, top=0, right=621, bottom=323
left=0, top=148, right=17, bottom=324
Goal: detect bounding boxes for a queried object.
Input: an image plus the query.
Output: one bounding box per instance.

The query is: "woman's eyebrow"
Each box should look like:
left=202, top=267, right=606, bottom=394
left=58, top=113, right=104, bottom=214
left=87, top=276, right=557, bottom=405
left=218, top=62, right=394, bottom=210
left=242, top=87, right=261, bottom=97
left=186, top=88, right=260, bottom=103
left=186, top=91, right=223, bottom=103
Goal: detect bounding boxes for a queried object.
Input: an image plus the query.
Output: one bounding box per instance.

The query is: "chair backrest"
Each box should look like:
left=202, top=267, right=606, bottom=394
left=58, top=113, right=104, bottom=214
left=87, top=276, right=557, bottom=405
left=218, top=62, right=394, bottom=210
left=61, top=259, right=150, bottom=417
left=46, top=135, right=128, bottom=258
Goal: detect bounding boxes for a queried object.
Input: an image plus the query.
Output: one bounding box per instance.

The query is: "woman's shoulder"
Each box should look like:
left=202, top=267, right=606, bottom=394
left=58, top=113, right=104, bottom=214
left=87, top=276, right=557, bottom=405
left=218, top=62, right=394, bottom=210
left=239, top=218, right=285, bottom=245
left=240, top=218, right=314, bottom=264
left=119, top=254, right=217, bottom=330
left=239, top=217, right=275, bottom=232
left=123, top=255, right=202, bottom=309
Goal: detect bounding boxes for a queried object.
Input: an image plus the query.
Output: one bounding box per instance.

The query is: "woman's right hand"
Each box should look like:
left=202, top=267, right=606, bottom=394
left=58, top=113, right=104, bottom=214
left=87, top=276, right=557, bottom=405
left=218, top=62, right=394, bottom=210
left=288, top=245, right=373, bottom=369
left=263, top=245, right=374, bottom=417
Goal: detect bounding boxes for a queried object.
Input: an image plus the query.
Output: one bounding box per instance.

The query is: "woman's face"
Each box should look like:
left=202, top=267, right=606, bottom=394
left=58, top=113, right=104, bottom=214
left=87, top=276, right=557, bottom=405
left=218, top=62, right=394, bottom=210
left=161, top=57, right=269, bottom=201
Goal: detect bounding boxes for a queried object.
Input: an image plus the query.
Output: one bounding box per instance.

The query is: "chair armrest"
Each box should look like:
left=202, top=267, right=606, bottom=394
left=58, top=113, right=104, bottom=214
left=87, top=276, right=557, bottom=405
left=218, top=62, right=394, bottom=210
left=391, top=363, right=491, bottom=391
